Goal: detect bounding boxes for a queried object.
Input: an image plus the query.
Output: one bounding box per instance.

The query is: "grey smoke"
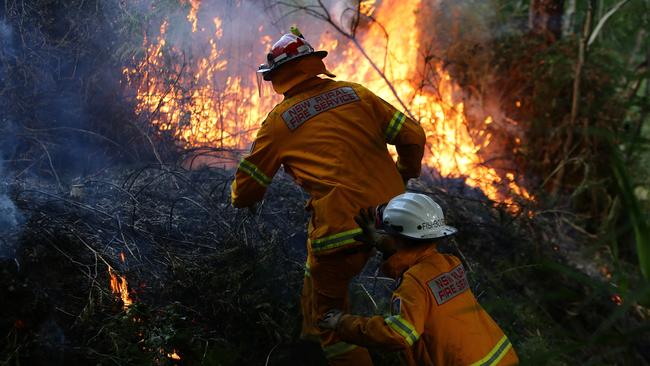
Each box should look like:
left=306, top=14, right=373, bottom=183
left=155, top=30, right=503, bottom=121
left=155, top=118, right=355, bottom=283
left=0, top=19, right=12, bottom=40
left=1, top=19, right=14, bottom=87
left=0, top=19, right=23, bottom=252
left=0, top=160, right=23, bottom=257
left=0, top=192, right=20, bottom=229
left=0, top=18, right=14, bottom=57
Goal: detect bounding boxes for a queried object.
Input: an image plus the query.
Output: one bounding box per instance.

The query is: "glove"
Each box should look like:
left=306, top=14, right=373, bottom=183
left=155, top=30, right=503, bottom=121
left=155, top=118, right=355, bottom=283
left=354, top=207, right=397, bottom=257
left=375, top=235, right=397, bottom=259
left=318, top=309, right=345, bottom=330
left=353, top=207, right=382, bottom=246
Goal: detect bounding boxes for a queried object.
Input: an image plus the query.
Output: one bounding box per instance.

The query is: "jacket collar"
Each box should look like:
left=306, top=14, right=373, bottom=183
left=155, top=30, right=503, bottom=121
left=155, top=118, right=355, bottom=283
left=284, top=77, right=330, bottom=98
left=381, top=244, right=439, bottom=279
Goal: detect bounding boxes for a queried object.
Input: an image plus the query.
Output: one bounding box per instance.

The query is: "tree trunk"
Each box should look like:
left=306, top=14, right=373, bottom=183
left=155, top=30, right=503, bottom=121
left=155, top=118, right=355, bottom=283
left=551, top=0, right=594, bottom=194
left=529, top=0, right=566, bottom=41
left=562, top=0, right=576, bottom=36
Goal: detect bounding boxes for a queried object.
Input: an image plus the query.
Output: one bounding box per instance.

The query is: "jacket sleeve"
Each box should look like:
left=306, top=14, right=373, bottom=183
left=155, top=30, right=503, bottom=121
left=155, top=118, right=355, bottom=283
left=371, top=95, right=426, bottom=180
left=336, top=273, right=428, bottom=350
left=230, top=120, right=281, bottom=208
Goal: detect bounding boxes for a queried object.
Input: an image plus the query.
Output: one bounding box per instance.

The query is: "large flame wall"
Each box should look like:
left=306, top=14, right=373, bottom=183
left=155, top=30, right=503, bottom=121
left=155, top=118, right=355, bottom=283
left=123, top=0, right=531, bottom=206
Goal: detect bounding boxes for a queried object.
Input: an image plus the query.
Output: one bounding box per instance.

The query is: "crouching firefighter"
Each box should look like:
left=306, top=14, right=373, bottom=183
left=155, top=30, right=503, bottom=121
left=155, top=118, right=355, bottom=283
left=319, top=193, right=519, bottom=366
left=230, top=28, right=426, bottom=365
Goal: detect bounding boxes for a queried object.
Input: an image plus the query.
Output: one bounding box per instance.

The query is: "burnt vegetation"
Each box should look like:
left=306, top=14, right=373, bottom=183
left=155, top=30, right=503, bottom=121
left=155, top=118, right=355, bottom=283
left=1, top=0, right=650, bottom=365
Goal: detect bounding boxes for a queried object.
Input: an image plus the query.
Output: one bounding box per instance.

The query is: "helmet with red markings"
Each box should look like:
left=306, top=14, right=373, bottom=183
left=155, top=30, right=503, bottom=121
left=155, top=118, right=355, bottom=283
left=258, top=29, right=329, bottom=81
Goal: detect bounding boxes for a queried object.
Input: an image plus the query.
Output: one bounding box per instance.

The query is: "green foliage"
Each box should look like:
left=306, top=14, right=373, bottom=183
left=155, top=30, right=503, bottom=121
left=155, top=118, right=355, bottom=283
left=435, top=2, right=650, bottom=362
left=610, top=145, right=650, bottom=280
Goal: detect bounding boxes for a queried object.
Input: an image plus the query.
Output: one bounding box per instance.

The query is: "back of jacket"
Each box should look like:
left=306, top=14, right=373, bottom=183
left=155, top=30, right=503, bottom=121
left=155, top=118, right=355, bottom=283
left=336, top=246, right=519, bottom=365
left=407, top=252, right=517, bottom=365
left=231, top=77, right=425, bottom=254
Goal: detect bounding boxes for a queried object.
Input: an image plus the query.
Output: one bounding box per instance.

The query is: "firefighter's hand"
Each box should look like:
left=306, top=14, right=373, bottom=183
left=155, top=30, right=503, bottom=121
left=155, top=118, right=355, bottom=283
left=376, top=235, right=397, bottom=258
left=354, top=207, right=381, bottom=246
left=318, top=309, right=345, bottom=330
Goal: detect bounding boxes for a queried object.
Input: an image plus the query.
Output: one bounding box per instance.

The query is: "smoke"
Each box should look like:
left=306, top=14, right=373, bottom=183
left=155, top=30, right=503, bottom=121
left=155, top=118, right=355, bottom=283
left=325, top=0, right=359, bottom=34
left=0, top=159, right=24, bottom=258
left=1, top=19, right=14, bottom=105
left=0, top=186, right=20, bottom=230
left=0, top=2, right=142, bottom=179
left=0, top=20, right=23, bottom=257
left=0, top=18, right=14, bottom=57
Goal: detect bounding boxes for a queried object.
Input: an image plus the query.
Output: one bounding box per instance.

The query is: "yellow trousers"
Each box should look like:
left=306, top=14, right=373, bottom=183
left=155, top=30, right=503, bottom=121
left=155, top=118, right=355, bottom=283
left=301, top=246, right=374, bottom=365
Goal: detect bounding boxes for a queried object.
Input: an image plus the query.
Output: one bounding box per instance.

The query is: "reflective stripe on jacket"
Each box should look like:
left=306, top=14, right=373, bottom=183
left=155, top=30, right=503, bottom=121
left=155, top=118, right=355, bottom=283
left=231, top=77, right=426, bottom=254
left=336, top=245, right=519, bottom=365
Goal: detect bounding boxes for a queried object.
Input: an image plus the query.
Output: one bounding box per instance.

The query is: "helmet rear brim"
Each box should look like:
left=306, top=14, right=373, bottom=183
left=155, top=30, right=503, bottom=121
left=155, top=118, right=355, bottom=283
left=416, top=225, right=458, bottom=240
left=259, top=51, right=330, bottom=81
left=381, top=224, right=458, bottom=241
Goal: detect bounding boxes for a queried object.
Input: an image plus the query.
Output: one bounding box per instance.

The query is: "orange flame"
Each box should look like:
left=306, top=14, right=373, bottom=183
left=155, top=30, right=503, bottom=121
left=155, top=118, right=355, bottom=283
left=184, top=0, right=201, bottom=33
left=319, top=0, right=532, bottom=207
left=123, top=11, right=274, bottom=151
left=168, top=350, right=182, bottom=360
left=109, top=267, right=133, bottom=309
left=124, top=0, right=533, bottom=207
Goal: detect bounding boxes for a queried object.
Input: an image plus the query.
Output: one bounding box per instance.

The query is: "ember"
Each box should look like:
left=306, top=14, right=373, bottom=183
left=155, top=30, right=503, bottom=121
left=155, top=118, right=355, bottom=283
left=168, top=350, right=181, bottom=360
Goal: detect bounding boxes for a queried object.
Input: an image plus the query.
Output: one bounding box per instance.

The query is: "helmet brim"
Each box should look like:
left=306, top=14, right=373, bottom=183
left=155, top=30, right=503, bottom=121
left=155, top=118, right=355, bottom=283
left=416, top=225, right=458, bottom=240
left=382, top=224, right=458, bottom=241
left=258, top=51, right=330, bottom=81
left=312, top=50, right=328, bottom=59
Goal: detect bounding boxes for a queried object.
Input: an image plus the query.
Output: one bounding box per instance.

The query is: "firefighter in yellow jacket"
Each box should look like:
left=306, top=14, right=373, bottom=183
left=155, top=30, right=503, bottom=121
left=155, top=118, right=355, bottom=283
left=230, top=28, right=426, bottom=365
left=319, top=193, right=519, bottom=366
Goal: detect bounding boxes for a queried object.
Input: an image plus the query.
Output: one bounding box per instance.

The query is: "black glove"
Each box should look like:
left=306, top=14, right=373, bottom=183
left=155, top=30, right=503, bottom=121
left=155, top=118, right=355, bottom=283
left=318, top=309, right=344, bottom=330
left=354, top=207, right=397, bottom=258
left=354, top=207, right=381, bottom=246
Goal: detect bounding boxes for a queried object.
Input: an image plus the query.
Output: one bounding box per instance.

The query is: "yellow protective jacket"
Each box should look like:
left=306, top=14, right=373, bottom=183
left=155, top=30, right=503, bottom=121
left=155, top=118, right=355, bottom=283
left=336, top=245, right=519, bottom=366
left=231, top=77, right=426, bottom=255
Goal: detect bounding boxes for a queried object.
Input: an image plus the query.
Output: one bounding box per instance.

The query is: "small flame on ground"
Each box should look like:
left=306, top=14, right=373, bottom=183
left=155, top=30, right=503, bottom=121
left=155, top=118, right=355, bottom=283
left=168, top=350, right=181, bottom=360
left=599, top=265, right=613, bottom=280
left=119, top=251, right=126, bottom=263
left=611, top=294, right=623, bottom=306
left=109, top=267, right=133, bottom=309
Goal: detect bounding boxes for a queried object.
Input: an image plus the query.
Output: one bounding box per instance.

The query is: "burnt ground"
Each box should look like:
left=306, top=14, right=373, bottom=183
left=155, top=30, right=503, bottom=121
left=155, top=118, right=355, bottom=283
left=0, top=165, right=649, bottom=365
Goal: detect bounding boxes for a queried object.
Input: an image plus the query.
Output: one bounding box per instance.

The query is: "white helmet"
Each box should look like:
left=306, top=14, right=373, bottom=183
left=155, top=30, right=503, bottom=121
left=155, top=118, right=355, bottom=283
left=381, top=193, right=458, bottom=240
